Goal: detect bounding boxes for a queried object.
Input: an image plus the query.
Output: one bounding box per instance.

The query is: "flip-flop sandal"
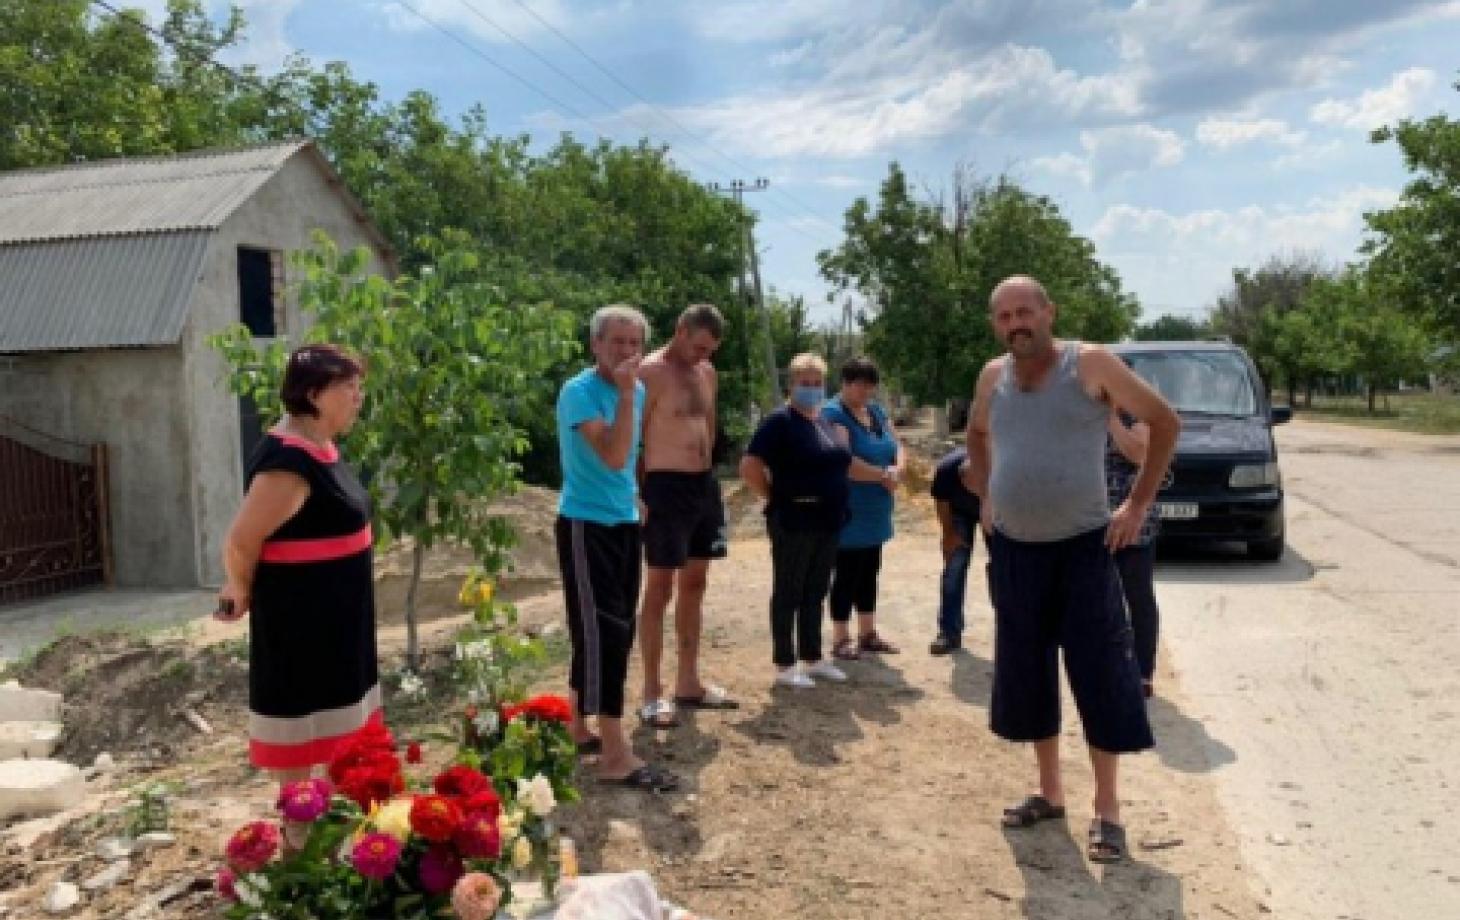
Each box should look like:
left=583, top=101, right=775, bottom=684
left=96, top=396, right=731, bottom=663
left=858, top=631, right=900, bottom=654
left=638, top=699, right=679, bottom=729
left=673, top=684, right=740, bottom=710
left=1002, top=795, right=1067, bottom=828
left=601, top=763, right=679, bottom=793
left=1088, top=819, right=1128, bottom=863
left=832, top=639, right=861, bottom=661
left=574, top=736, right=602, bottom=755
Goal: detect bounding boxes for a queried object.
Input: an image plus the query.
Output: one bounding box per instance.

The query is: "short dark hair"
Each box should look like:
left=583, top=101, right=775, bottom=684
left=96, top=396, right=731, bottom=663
left=841, top=356, right=880, bottom=385
left=679, top=303, right=725, bottom=340
left=280, top=344, right=364, bottom=417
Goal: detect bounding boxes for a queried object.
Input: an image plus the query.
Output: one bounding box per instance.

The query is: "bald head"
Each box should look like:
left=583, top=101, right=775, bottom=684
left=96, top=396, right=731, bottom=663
left=989, top=275, right=1052, bottom=312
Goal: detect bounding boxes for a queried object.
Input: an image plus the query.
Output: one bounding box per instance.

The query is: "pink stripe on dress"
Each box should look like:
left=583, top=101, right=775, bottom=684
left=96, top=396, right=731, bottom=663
left=259, top=524, right=372, bottom=563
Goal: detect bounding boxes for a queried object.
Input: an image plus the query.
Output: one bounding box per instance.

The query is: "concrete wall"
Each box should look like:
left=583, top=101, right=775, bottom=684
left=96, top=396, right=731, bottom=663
left=0, top=349, right=195, bottom=586
left=182, top=151, right=393, bottom=586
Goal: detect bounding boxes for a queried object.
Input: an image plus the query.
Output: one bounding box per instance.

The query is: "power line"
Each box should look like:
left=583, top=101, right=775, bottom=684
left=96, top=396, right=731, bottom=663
left=497, top=0, right=844, bottom=234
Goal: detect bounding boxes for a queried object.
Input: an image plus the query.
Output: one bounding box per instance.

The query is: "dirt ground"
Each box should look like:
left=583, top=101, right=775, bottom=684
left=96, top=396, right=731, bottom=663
left=0, top=450, right=1265, bottom=919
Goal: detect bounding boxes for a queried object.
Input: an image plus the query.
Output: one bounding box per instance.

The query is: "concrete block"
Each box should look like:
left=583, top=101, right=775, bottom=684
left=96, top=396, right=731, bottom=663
left=0, top=758, right=85, bottom=820
left=0, top=685, right=62, bottom=722
left=42, top=881, right=80, bottom=914
left=0, top=720, right=63, bottom=759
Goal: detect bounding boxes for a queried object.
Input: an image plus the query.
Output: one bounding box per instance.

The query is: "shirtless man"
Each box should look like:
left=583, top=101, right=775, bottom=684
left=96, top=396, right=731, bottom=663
left=635, top=304, right=737, bottom=728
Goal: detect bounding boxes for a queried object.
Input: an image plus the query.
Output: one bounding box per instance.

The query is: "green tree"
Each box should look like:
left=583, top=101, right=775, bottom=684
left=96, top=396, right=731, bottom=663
left=1134, top=313, right=1210, bottom=341
left=1364, top=74, right=1460, bottom=342
left=819, top=164, right=1137, bottom=404
left=1310, top=270, right=1432, bottom=412
left=1211, top=252, right=1334, bottom=391
left=210, top=234, right=579, bottom=666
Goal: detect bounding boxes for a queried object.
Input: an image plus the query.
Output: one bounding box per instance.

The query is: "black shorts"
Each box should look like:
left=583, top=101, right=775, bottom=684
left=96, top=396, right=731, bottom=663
left=556, top=516, right=640, bottom=719
left=641, top=471, right=728, bottom=569
left=987, top=526, right=1154, bottom=754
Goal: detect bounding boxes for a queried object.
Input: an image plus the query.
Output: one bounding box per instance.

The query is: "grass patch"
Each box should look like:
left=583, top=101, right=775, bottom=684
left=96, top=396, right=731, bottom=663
left=1293, top=392, right=1460, bottom=435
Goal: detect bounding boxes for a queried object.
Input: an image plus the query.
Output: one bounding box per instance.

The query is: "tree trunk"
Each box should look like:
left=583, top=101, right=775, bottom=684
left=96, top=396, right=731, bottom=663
left=1304, top=381, right=1314, bottom=408
left=405, top=540, right=424, bottom=669
left=1286, top=378, right=1297, bottom=409
left=1367, top=381, right=1377, bottom=414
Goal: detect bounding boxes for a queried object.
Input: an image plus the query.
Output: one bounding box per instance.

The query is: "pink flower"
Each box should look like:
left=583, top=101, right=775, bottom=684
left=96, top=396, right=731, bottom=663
left=215, top=866, right=238, bottom=902
left=451, top=872, right=503, bottom=920
left=351, top=832, right=403, bottom=881
left=225, top=821, right=280, bottom=873
left=276, top=779, right=329, bottom=823
left=418, top=845, right=464, bottom=895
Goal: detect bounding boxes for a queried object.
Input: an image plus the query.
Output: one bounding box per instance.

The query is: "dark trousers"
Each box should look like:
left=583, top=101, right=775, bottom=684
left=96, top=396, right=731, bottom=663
left=555, top=516, right=641, bottom=718
left=938, top=514, right=979, bottom=640
left=768, top=519, right=838, bottom=667
left=1114, top=543, right=1159, bottom=681
left=829, top=544, right=883, bottom=623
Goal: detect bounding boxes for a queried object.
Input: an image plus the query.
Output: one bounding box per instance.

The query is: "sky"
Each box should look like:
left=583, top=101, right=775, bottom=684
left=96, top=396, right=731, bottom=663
left=125, top=0, right=1459, bottom=325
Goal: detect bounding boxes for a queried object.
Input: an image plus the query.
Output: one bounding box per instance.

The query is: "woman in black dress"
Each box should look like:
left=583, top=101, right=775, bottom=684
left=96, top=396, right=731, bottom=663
left=216, top=344, right=379, bottom=797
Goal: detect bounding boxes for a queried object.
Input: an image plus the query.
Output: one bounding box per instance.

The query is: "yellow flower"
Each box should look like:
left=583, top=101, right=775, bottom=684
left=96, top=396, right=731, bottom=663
left=477, top=581, right=494, bottom=605
left=457, top=583, right=474, bottom=607
left=512, top=835, right=533, bottom=870
left=372, top=796, right=415, bottom=843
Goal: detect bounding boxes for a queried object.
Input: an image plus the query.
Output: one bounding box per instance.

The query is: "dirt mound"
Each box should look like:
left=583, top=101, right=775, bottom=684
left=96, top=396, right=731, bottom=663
left=374, top=485, right=562, bottom=623
left=9, top=631, right=248, bottom=763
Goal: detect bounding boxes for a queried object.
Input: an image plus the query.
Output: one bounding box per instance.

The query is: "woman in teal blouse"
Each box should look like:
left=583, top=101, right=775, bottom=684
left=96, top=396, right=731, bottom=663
left=822, top=357, right=905, bottom=659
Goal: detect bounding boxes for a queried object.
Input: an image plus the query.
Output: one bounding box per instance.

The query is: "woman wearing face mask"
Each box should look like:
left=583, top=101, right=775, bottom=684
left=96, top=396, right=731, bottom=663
left=823, top=356, right=904, bottom=659
left=739, top=353, right=853, bottom=689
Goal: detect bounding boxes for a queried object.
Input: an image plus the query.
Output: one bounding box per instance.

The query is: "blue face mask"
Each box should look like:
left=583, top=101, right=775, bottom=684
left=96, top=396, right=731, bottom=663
left=790, top=384, right=825, bottom=409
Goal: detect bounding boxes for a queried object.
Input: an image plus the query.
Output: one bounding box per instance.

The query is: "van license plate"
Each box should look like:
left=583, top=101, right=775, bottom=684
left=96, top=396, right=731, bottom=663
left=1158, top=502, right=1199, bottom=520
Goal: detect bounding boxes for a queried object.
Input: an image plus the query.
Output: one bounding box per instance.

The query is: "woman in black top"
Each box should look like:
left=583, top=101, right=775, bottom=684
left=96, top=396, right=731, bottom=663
left=740, top=353, right=853, bottom=689
left=216, top=344, right=380, bottom=805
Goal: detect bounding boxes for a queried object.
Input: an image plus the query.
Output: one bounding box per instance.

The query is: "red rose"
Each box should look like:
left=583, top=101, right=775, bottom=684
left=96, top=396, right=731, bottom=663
left=328, top=723, right=398, bottom=785
left=461, top=787, right=501, bottom=822
left=338, top=752, right=405, bottom=810
left=406, top=742, right=423, bottom=764
left=502, top=694, right=573, bottom=724
left=409, top=794, right=463, bottom=842
left=434, top=765, right=491, bottom=800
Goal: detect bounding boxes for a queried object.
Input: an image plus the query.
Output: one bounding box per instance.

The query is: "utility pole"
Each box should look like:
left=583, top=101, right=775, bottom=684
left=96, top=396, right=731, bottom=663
left=709, top=178, right=780, bottom=412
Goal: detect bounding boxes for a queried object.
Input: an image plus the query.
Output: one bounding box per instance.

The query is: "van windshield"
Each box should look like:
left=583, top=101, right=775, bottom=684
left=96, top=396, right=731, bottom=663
left=1124, top=350, right=1259, bottom=416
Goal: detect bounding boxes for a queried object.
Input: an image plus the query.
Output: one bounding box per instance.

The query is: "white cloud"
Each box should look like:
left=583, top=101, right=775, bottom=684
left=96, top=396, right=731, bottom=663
left=1310, top=67, right=1438, bottom=129
left=1196, top=117, right=1307, bottom=149
left=100, top=0, right=301, bottom=71
left=684, top=0, right=874, bottom=44
left=1090, top=185, right=1399, bottom=311
left=1033, top=123, right=1184, bottom=187
left=1273, top=139, right=1346, bottom=171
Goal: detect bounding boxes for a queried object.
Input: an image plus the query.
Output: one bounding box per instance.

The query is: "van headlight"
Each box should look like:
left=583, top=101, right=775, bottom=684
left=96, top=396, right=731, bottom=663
left=1229, top=462, right=1279, bottom=488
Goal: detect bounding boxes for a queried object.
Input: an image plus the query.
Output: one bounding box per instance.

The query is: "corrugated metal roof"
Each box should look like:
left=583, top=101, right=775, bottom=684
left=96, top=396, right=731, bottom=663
left=0, top=140, right=310, bottom=245
left=0, top=233, right=209, bottom=352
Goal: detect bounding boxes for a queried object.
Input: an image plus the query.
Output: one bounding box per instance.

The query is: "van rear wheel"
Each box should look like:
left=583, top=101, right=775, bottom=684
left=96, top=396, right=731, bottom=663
left=1247, top=535, right=1284, bottom=561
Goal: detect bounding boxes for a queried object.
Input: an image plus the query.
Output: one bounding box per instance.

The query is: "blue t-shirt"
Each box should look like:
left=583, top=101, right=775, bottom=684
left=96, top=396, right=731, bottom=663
left=556, top=368, right=645, bottom=525
left=931, top=447, right=981, bottom=522
left=822, top=397, right=897, bottom=548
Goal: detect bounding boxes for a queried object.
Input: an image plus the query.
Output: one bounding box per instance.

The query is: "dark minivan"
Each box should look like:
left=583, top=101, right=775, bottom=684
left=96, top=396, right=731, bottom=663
left=1112, top=341, right=1292, bottom=561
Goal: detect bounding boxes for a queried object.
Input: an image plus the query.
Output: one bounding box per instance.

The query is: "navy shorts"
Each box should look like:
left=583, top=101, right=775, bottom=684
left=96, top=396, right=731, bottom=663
left=642, top=471, right=728, bottom=568
left=987, top=526, right=1153, bottom=754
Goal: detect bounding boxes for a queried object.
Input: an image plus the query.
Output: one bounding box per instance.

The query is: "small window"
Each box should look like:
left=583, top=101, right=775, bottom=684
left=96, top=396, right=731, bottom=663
left=238, top=247, right=283, bottom=337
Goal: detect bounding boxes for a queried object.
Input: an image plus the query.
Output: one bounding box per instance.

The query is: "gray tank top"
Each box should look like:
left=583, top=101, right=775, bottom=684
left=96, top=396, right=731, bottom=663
left=989, top=341, right=1110, bottom=542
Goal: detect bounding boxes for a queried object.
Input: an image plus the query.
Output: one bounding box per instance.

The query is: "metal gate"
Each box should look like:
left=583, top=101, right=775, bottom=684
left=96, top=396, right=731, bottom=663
left=0, top=417, right=112, bottom=605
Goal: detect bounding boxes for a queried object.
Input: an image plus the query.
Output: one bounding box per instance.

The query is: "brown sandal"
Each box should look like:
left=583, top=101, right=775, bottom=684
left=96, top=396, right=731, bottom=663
left=832, top=638, right=861, bottom=660
left=858, top=631, right=900, bottom=654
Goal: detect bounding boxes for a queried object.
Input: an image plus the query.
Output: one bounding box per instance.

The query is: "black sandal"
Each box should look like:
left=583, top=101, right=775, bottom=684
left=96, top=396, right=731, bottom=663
left=1088, top=819, right=1128, bottom=863
left=1001, top=795, right=1067, bottom=828
left=858, top=631, right=900, bottom=654
left=601, top=763, right=679, bottom=793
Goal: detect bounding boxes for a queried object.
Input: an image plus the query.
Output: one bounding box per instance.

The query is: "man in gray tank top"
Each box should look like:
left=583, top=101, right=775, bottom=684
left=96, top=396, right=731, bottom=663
left=965, top=275, right=1179, bottom=863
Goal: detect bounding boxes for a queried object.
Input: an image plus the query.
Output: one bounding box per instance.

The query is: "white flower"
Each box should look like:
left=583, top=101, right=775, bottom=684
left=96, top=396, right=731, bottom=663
left=512, top=835, right=534, bottom=870
left=460, top=639, right=493, bottom=661
left=236, top=873, right=265, bottom=908
left=467, top=688, right=483, bottom=705
left=498, top=806, right=525, bottom=840
left=473, top=710, right=499, bottom=736
left=517, top=774, right=556, bottom=817
left=396, top=670, right=425, bottom=699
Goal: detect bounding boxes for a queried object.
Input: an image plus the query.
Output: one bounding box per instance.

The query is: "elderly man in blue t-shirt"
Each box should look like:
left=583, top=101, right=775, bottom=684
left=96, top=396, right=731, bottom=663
left=554, top=304, right=677, bottom=793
